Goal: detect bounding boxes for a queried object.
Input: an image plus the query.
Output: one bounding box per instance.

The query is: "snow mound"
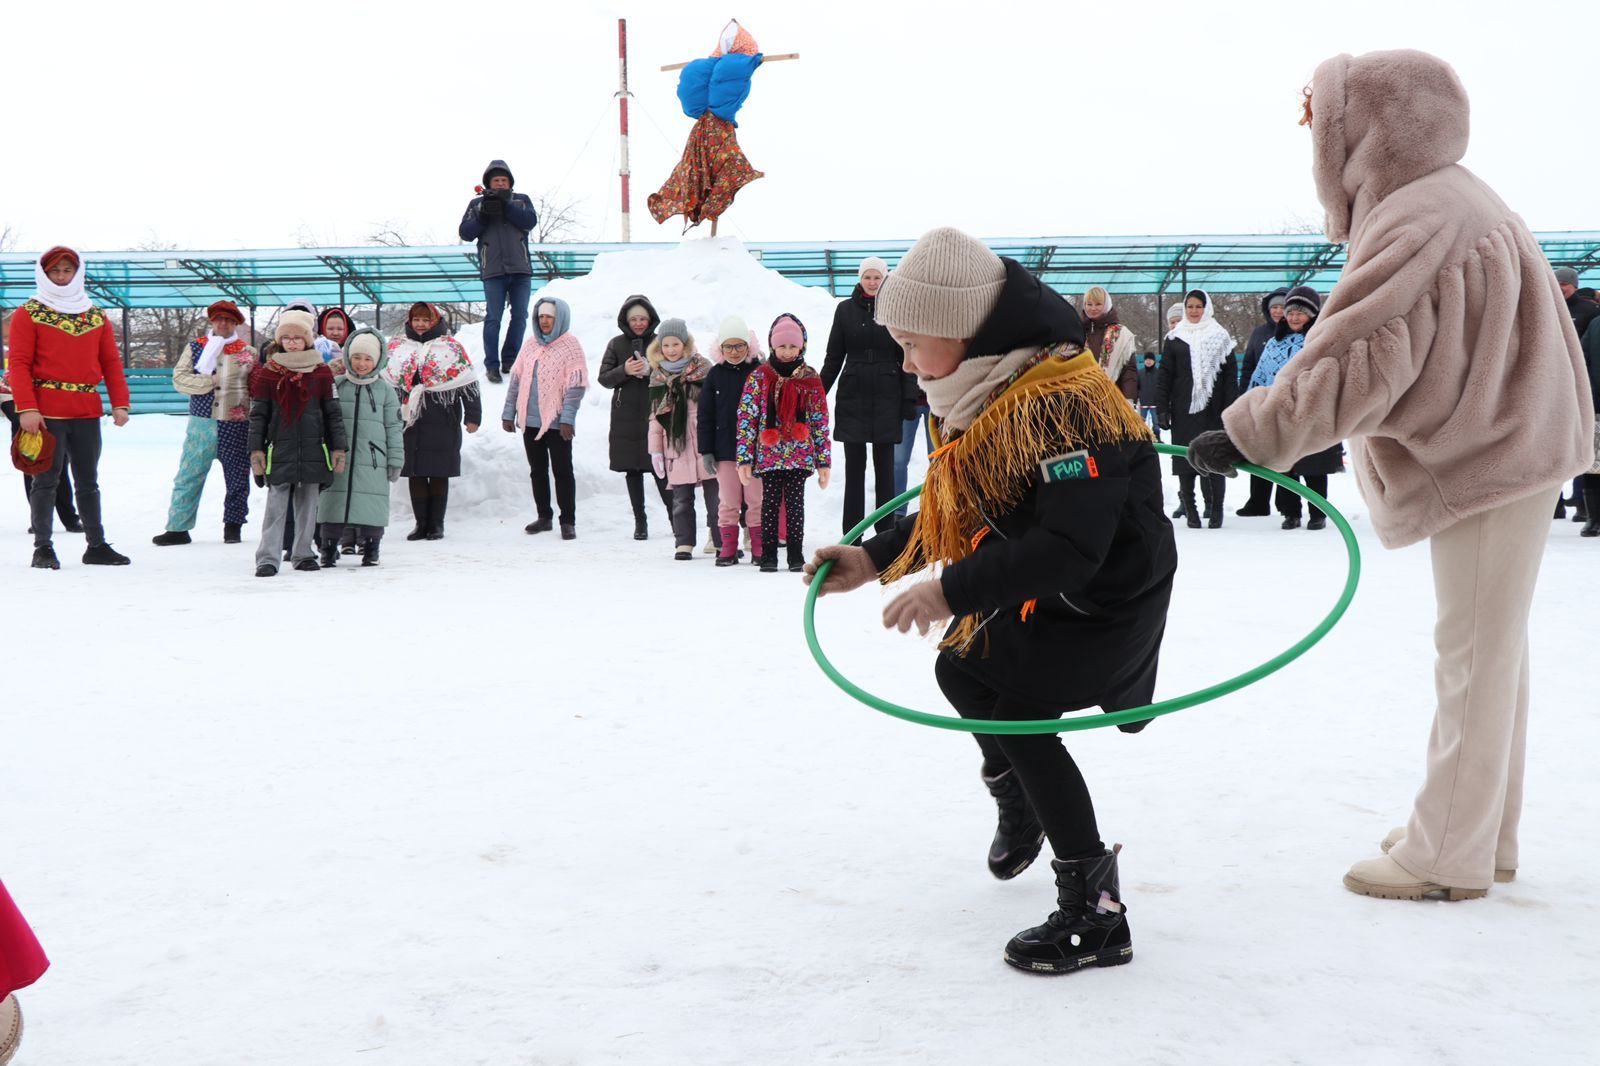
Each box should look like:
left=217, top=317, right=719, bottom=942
left=432, top=237, right=844, bottom=524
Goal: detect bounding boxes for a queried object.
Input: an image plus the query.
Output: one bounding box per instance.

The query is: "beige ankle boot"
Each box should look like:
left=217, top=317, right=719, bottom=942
left=0, top=994, right=22, bottom=1066
left=1344, top=854, right=1488, bottom=901
left=1381, top=827, right=1515, bottom=882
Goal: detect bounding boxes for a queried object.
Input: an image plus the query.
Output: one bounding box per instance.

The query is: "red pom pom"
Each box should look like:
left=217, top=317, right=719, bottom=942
left=759, top=428, right=780, bottom=447
left=788, top=423, right=809, bottom=441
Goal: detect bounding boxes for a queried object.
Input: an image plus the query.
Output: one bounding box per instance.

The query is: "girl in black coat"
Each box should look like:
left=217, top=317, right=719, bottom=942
left=821, top=262, right=921, bottom=535
left=597, top=294, right=672, bottom=539
left=392, top=304, right=481, bottom=540
left=1156, top=289, right=1238, bottom=528
left=806, top=227, right=1176, bottom=977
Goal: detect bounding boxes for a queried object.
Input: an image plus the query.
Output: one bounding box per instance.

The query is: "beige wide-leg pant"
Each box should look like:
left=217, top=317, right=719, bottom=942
left=1387, top=488, right=1560, bottom=891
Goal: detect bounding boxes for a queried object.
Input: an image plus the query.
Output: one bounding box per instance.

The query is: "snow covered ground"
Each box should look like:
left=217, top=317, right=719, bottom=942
left=3, top=242, right=1597, bottom=1064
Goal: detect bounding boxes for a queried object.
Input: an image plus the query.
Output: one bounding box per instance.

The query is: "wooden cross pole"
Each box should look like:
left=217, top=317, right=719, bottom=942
left=658, top=52, right=798, bottom=235
left=659, top=52, right=799, bottom=72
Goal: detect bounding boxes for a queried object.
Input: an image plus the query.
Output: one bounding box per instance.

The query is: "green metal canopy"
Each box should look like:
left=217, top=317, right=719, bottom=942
left=4, top=233, right=1599, bottom=310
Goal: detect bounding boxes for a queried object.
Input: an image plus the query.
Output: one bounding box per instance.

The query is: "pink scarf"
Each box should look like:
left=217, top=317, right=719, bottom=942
left=512, top=332, right=588, bottom=437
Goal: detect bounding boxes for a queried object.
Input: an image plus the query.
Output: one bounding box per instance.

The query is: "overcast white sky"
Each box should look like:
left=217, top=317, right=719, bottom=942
left=3, top=0, right=1594, bottom=254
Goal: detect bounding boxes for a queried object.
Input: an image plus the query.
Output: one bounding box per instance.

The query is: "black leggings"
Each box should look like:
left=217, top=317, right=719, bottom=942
left=935, top=655, right=1104, bottom=861
left=842, top=441, right=896, bottom=535
left=624, top=469, right=673, bottom=522
left=524, top=429, right=576, bottom=523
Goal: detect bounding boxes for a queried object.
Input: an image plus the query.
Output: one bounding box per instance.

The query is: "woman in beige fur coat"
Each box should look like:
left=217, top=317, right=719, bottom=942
left=1188, top=49, right=1595, bottom=901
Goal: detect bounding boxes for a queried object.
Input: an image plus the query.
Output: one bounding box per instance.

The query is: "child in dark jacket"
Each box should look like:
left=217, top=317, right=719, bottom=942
left=248, top=310, right=347, bottom=576
left=699, top=315, right=765, bottom=566
left=804, top=228, right=1176, bottom=975
left=737, top=314, right=831, bottom=572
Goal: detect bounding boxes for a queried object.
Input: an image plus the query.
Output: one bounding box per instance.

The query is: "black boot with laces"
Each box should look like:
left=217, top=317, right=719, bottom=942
left=1004, top=846, right=1132, bottom=974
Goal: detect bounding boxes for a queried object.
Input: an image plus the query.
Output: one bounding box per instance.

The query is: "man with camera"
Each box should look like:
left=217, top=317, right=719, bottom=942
left=458, top=159, right=538, bottom=384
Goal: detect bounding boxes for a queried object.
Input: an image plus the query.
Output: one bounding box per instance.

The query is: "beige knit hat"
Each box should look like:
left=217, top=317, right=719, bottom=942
left=874, top=227, right=1006, bottom=340
left=348, top=332, right=382, bottom=361
left=274, top=309, right=316, bottom=346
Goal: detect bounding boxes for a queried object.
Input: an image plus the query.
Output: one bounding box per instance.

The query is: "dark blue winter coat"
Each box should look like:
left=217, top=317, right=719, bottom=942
left=698, top=356, right=761, bottom=462
left=458, top=159, right=538, bottom=279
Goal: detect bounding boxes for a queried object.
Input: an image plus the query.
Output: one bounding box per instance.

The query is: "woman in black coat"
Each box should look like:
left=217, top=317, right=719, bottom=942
left=1238, top=286, right=1343, bottom=530
left=1156, top=289, right=1237, bottom=528
left=597, top=294, right=672, bottom=539
left=821, top=261, right=921, bottom=535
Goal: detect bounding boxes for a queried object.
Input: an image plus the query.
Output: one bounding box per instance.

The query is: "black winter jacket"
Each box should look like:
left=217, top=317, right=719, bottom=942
left=247, top=367, right=348, bottom=487
left=597, top=294, right=661, bottom=472
left=861, top=263, right=1174, bottom=720
left=1566, top=293, right=1600, bottom=339
left=697, top=357, right=761, bottom=462
left=1156, top=337, right=1238, bottom=472
left=1237, top=288, right=1288, bottom=394
left=458, top=160, right=538, bottom=280
left=821, top=285, right=919, bottom=444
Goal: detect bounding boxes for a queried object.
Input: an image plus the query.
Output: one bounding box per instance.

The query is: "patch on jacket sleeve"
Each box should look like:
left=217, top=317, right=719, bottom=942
left=1040, top=450, right=1099, bottom=483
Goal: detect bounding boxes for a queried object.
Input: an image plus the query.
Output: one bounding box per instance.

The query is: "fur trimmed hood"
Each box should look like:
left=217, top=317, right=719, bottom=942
left=1311, top=50, right=1470, bottom=243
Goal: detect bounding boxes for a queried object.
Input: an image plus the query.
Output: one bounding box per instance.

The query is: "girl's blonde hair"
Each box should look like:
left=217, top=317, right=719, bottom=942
left=1083, top=286, right=1110, bottom=305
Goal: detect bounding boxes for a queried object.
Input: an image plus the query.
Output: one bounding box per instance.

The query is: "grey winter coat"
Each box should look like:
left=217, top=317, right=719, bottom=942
left=597, top=294, right=660, bottom=472
left=317, top=330, right=404, bottom=528
left=458, top=159, right=538, bottom=280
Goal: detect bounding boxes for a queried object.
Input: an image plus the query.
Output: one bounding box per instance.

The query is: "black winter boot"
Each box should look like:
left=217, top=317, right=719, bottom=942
left=426, top=488, right=448, bottom=540
left=406, top=482, right=430, bottom=541
left=633, top=517, right=648, bottom=541
left=31, top=545, right=60, bottom=570
left=1582, top=488, right=1600, bottom=538
left=361, top=539, right=381, bottom=566
left=152, top=530, right=191, bottom=546
left=319, top=539, right=339, bottom=568
left=1202, top=477, right=1223, bottom=529
left=1575, top=489, right=1589, bottom=524
left=340, top=527, right=359, bottom=554
left=1004, top=846, right=1132, bottom=974
left=786, top=540, right=806, bottom=573
left=223, top=522, right=242, bottom=544
left=982, top=767, right=1045, bottom=880
left=525, top=516, right=553, bottom=534
left=1180, top=491, right=1200, bottom=529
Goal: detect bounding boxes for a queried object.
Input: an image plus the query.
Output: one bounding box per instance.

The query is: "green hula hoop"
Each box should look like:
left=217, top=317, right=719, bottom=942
left=803, top=443, right=1362, bottom=734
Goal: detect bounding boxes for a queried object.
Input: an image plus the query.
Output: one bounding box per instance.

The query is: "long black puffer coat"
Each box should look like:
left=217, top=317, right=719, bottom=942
left=1156, top=337, right=1239, bottom=476
left=821, top=284, right=919, bottom=445
left=247, top=365, right=348, bottom=487
left=597, top=294, right=661, bottom=472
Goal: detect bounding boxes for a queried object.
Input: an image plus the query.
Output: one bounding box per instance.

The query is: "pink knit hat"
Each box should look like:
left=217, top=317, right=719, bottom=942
left=769, top=316, right=805, bottom=350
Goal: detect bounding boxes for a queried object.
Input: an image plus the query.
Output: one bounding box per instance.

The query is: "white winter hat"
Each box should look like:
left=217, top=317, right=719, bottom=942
left=348, top=332, right=382, bottom=361
left=274, top=309, right=316, bottom=346
left=716, top=315, right=750, bottom=346
left=859, top=256, right=889, bottom=278
left=874, top=228, right=1005, bottom=340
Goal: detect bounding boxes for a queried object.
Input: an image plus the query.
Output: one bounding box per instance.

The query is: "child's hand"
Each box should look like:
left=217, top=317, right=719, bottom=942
left=803, top=545, right=876, bottom=596
left=651, top=453, right=666, bottom=479
left=817, top=467, right=831, bottom=489
left=328, top=357, right=345, bottom=376
left=331, top=450, right=347, bottom=474
left=388, top=468, right=401, bottom=482
left=737, top=464, right=753, bottom=485
left=502, top=419, right=516, bottom=433
left=250, top=451, right=267, bottom=476
left=882, top=580, right=953, bottom=636
left=465, top=422, right=480, bottom=434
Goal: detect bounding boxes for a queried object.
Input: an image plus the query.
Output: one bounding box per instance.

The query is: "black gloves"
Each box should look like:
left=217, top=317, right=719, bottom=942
left=479, top=193, right=504, bottom=219
left=1186, top=429, right=1247, bottom=477
left=254, top=473, right=266, bottom=488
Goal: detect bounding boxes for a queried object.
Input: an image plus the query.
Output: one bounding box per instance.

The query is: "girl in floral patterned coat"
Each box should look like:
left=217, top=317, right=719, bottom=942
left=737, top=313, right=831, bottom=572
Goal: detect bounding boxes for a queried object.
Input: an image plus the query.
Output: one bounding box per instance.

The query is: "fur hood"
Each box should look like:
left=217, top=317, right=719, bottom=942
left=1311, top=49, right=1470, bottom=243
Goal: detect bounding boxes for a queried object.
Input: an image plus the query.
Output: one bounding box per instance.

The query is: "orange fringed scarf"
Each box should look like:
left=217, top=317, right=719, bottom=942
left=881, top=347, right=1153, bottom=655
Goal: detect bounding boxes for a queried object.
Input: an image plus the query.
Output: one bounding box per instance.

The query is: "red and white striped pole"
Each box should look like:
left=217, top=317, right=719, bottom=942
left=618, top=18, right=632, bottom=243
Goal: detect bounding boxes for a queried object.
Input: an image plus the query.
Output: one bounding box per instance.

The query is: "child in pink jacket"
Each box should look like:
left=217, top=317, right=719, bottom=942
left=647, top=318, right=720, bottom=560
left=737, top=313, right=832, bottom=572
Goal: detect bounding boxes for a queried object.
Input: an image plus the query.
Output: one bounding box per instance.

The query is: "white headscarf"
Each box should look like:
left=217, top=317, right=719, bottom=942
left=33, top=249, right=93, bottom=314
left=1171, top=290, right=1234, bottom=414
